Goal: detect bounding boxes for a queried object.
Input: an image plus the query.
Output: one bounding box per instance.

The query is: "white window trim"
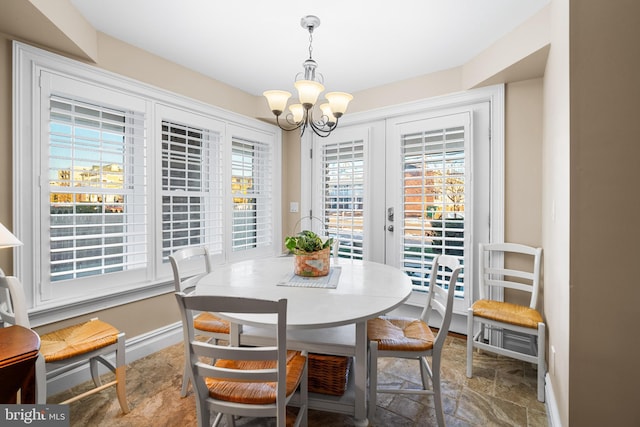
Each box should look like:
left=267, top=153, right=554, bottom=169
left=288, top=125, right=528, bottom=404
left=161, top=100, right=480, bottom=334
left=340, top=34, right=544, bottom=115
left=13, top=41, right=281, bottom=326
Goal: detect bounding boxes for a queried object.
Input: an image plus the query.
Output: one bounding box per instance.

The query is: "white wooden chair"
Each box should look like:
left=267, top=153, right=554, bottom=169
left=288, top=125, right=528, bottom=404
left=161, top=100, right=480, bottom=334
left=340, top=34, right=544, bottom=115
left=175, top=293, right=308, bottom=427
left=466, top=242, right=545, bottom=402
left=0, top=274, right=129, bottom=412
left=367, top=255, right=461, bottom=426
left=169, top=247, right=231, bottom=397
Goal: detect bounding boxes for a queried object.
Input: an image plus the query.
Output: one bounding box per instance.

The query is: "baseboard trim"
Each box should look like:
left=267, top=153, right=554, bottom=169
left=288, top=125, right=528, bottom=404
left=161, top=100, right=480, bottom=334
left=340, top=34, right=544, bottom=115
left=45, top=321, right=184, bottom=397
left=545, top=373, right=562, bottom=427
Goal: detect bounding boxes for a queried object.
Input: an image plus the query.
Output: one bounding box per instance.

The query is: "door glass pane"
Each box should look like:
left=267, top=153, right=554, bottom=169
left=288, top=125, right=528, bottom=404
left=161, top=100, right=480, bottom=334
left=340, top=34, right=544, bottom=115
left=401, top=126, right=465, bottom=297
left=321, top=139, right=365, bottom=259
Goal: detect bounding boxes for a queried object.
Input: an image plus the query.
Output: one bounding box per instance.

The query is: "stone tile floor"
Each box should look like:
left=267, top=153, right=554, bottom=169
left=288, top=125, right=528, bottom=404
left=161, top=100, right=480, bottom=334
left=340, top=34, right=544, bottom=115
left=51, top=335, right=548, bottom=426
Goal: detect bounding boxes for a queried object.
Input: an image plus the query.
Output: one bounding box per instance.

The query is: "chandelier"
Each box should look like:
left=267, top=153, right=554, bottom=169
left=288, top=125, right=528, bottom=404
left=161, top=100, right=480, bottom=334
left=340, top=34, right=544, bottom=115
left=263, top=15, right=353, bottom=138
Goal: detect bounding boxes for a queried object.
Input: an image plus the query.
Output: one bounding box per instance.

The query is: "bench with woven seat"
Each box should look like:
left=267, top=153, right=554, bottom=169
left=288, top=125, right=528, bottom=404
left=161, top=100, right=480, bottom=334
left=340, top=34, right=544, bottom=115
left=0, top=275, right=129, bottom=412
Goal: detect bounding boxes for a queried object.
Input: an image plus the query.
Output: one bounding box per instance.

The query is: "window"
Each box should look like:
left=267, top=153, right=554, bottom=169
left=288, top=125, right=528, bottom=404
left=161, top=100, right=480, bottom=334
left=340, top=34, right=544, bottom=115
left=230, top=136, right=274, bottom=254
left=14, top=42, right=281, bottom=323
left=161, top=120, right=223, bottom=260
left=49, top=95, right=147, bottom=283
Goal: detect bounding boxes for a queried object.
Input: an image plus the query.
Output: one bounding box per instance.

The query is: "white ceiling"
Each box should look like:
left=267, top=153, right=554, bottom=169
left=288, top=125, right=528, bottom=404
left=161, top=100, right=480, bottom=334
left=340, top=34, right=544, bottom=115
left=70, top=0, right=549, bottom=96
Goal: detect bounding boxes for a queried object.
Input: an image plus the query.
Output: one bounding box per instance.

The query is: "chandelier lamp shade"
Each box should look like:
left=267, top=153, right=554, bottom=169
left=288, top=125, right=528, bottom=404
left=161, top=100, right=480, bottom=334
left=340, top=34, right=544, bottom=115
left=263, top=15, right=353, bottom=138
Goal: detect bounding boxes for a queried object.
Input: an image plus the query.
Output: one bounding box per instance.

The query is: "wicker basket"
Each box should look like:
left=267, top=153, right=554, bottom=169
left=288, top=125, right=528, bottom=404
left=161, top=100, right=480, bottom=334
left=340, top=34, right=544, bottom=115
left=308, top=353, right=352, bottom=396
left=293, top=246, right=330, bottom=277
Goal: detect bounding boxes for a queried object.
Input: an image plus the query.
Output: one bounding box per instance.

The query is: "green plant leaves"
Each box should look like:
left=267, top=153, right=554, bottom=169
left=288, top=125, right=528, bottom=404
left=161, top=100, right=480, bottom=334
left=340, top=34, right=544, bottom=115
left=284, top=230, right=334, bottom=254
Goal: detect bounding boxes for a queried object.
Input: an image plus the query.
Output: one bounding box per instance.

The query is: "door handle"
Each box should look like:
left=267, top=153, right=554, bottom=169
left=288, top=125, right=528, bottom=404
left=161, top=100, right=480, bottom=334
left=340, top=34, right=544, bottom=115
left=387, top=224, right=394, bottom=232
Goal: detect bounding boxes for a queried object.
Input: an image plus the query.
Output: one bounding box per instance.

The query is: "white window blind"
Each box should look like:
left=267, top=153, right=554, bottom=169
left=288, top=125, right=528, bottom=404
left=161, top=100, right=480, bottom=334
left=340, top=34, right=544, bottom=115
left=161, top=121, right=223, bottom=259
left=321, top=139, right=365, bottom=259
left=48, top=95, right=147, bottom=282
left=231, top=138, right=273, bottom=252
left=402, top=125, right=465, bottom=294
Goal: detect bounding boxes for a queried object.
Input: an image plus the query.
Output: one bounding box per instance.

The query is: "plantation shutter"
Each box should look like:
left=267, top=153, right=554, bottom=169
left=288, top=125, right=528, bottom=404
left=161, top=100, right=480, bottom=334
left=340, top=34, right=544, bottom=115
left=161, top=121, right=223, bottom=259
left=48, top=94, right=147, bottom=282
left=321, top=139, right=365, bottom=259
left=231, top=137, right=273, bottom=251
left=401, top=125, right=466, bottom=293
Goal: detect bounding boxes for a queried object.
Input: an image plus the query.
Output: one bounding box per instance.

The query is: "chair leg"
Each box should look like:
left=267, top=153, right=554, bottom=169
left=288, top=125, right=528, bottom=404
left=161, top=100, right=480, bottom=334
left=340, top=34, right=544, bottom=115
left=419, top=356, right=431, bottom=390
left=90, top=358, right=102, bottom=387
left=368, top=342, right=378, bottom=422
left=115, top=366, right=129, bottom=413
left=35, top=354, right=47, bottom=404
left=431, top=355, right=445, bottom=427
left=466, top=310, right=474, bottom=378
left=180, top=361, right=190, bottom=397
left=115, top=335, right=129, bottom=413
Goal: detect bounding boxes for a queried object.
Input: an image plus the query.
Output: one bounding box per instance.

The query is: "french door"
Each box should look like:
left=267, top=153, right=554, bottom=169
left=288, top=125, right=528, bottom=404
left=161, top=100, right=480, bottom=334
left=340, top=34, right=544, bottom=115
left=309, top=91, right=500, bottom=322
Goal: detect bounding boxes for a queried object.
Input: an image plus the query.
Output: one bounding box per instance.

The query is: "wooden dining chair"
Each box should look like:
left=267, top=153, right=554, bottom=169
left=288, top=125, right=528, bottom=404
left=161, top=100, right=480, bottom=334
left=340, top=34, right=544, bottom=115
left=175, top=293, right=308, bottom=427
left=466, top=242, right=545, bottom=402
left=0, top=274, right=129, bottom=412
left=169, top=246, right=231, bottom=397
left=367, top=254, right=461, bottom=426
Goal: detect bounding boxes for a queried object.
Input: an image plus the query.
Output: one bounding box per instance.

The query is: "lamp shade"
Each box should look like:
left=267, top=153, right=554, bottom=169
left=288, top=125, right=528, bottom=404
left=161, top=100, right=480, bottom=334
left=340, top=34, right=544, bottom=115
left=319, top=103, right=336, bottom=124
left=263, top=90, right=292, bottom=115
left=0, top=223, right=22, bottom=248
left=294, top=80, right=325, bottom=107
left=325, top=92, right=353, bottom=117
left=289, top=104, right=305, bottom=123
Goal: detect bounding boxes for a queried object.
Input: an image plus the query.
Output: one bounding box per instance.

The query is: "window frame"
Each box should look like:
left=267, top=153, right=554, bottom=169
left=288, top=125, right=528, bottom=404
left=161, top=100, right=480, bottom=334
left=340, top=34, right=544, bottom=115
left=13, top=42, right=282, bottom=326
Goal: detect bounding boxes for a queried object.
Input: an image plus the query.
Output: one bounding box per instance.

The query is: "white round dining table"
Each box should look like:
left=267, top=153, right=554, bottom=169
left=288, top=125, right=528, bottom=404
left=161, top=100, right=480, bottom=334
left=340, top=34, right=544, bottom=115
left=196, top=255, right=412, bottom=426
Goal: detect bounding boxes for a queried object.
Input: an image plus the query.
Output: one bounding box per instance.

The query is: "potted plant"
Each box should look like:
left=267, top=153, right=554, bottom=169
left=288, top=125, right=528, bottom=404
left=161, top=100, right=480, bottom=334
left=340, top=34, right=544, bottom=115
left=285, top=230, right=334, bottom=277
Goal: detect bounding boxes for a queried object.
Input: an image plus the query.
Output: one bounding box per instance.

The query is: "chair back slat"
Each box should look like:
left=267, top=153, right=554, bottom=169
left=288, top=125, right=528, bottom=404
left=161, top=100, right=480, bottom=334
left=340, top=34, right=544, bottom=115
left=192, top=341, right=278, bottom=361
left=195, top=363, right=278, bottom=382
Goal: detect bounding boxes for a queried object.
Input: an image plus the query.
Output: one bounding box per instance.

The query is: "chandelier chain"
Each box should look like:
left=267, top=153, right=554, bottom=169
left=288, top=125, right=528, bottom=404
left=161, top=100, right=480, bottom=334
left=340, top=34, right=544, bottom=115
left=308, top=31, right=313, bottom=60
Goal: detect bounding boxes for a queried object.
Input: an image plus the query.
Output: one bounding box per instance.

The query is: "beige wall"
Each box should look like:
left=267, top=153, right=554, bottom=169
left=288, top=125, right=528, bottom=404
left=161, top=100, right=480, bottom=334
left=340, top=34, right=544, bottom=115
left=569, top=0, right=640, bottom=425
left=281, top=131, right=302, bottom=250
left=543, top=0, right=571, bottom=425
left=0, top=37, right=14, bottom=275
left=504, top=79, right=544, bottom=307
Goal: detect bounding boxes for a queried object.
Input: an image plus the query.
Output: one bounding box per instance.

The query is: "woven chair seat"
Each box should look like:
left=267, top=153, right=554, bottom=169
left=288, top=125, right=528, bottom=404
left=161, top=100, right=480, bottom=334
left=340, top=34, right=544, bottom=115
left=193, top=312, right=230, bottom=333
left=40, top=319, right=120, bottom=362
left=367, top=316, right=435, bottom=352
left=205, top=351, right=306, bottom=404
left=471, top=299, right=542, bottom=329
